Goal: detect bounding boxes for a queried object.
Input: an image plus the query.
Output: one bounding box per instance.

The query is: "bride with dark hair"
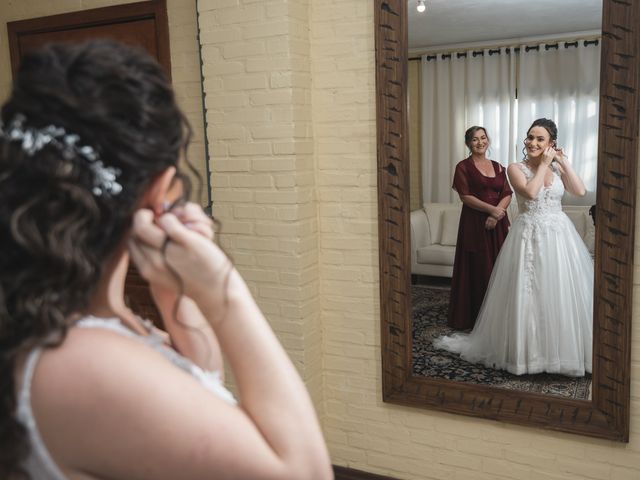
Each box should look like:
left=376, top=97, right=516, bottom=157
left=435, top=118, right=594, bottom=377
left=0, top=40, right=331, bottom=480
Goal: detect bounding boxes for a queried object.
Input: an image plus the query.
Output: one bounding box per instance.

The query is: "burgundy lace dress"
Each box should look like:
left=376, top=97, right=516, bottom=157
left=448, top=157, right=512, bottom=330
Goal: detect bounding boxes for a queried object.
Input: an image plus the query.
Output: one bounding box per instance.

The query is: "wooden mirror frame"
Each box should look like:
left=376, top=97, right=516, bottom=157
left=375, top=0, right=638, bottom=441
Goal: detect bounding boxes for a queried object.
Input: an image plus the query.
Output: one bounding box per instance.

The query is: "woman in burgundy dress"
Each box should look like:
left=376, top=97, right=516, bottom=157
left=448, top=126, right=512, bottom=330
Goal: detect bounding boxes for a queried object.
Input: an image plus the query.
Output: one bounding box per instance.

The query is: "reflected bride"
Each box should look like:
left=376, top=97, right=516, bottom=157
left=433, top=118, right=593, bottom=377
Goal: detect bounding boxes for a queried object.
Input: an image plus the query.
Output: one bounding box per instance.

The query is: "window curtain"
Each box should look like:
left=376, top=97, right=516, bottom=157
left=421, top=48, right=515, bottom=203
left=517, top=42, right=601, bottom=205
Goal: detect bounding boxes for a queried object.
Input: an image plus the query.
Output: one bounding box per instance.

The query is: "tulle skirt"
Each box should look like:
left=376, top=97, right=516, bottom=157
left=434, top=211, right=593, bottom=377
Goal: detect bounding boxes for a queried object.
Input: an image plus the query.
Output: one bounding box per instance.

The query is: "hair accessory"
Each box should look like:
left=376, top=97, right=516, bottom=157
left=0, top=113, right=122, bottom=197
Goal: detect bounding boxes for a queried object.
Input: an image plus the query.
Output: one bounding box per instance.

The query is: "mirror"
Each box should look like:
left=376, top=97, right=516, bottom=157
left=375, top=0, right=638, bottom=441
left=408, top=2, right=601, bottom=400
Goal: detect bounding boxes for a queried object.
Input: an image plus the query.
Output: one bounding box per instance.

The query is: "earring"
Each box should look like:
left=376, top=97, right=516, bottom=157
left=153, top=200, right=171, bottom=217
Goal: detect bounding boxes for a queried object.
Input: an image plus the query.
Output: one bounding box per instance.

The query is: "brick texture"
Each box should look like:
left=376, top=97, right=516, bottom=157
left=197, top=0, right=323, bottom=410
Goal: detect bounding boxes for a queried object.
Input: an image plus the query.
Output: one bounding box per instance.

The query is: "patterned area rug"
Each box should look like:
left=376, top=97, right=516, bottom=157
left=412, top=285, right=592, bottom=400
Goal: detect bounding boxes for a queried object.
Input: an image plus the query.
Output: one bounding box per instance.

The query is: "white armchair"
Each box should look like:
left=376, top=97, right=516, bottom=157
left=410, top=203, right=461, bottom=277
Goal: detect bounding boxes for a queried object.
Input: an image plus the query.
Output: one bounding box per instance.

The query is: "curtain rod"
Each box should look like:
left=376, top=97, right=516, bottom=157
left=410, top=39, right=600, bottom=62
left=408, top=29, right=600, bottom=57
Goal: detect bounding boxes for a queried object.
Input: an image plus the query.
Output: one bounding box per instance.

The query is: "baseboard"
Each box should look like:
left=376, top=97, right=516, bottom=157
left=333, top=465, right=400, bottom=480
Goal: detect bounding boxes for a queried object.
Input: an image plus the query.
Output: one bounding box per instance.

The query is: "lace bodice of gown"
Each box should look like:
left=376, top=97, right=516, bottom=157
left=513, top=161, right=568, bottom=295
left=516, top=161, right=564, bottom=217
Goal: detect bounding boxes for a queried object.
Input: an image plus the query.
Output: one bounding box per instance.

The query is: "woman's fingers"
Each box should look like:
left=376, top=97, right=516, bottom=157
left=129, top=206, right=233, bottom=307
left=132, top=209, right=167, bottom=248
left=157, top=213, right=198, bottom=245
left=172, top=203, right=215, bottom=240
left=128, top=238, right=179, bottom=290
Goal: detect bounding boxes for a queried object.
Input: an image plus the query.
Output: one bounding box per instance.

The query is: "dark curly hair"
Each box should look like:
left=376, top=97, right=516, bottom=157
left=523, top=117, right=558, bottom=160
left=0, top=40, right=193, bottom=478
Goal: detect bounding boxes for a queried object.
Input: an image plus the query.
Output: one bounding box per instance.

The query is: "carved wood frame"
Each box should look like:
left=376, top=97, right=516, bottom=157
left=376, top=0, right=638, bottom=441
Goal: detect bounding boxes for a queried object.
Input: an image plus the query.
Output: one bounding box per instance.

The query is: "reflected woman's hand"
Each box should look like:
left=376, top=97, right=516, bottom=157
left=541, top=146, right=555, bottom=167
left=553, top=147, right=568, bottom=175
left=491, top=206, right=506, bottom=220
left=553, top=147, right=566, bottom=163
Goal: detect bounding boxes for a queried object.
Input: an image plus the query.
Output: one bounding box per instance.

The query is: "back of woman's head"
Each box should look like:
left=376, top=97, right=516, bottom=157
left=0, top=39, right=189, bottom=477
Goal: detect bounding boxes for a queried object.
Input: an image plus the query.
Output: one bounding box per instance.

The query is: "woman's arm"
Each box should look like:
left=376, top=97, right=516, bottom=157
left=31, top=326, right=331, bottom=480
left=458, top=194, right=506, bottom=219
left=151, top=288, right=224, bottom=374
left=496, top=194, right=512, bottom=212
left=31, top=206, right=332, bottom=480
left=149, top=204, right=224, bottom=373
left=131, top=209, right=332, bottom=479
left=554, top=149, right=587, bottom=196
left=507, top=149, right=554, bottom=200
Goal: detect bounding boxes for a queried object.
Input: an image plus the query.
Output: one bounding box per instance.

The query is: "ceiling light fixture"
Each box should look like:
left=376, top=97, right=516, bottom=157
left=417, top=0, right=426, bottom=13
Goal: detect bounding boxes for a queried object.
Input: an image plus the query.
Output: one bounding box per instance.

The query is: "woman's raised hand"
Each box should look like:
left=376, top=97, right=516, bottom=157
left=541, top=146, right=556, bottom=167
left=553, top=147, right=568, bottom=174
left=172, top=202, right=216, bottom=241
left=553, top=147, right=566, bottom=163
left=128, top=205, right=232, bottom=312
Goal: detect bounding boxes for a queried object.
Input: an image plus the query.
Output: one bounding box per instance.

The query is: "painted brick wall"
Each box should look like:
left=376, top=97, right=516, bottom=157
left=196, top=0, right=323, bottom=408
left=0, top=0, right=208, bottom=205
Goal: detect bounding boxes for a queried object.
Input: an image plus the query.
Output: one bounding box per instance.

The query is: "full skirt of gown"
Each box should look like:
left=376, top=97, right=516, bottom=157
left=434, top=209, right=593, bottom=377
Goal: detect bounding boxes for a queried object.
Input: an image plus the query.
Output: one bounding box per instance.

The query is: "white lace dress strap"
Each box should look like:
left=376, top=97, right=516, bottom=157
left=74, top=316, right=236, bottom=405
left=16, top=316, right=236, bottom=480
left=16, top=347, right=68, bottom=480
left=517, top=161, right=533, bottom=178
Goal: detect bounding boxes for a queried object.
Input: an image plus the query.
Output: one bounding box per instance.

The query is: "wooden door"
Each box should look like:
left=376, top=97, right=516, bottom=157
left=7, top=0, right=171, bottom=77
left=6, top=0, right=171, bottom=326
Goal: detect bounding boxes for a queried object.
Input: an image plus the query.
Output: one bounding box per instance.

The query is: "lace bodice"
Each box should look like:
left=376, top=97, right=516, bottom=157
left=515, top=161, right=564, bottom=216
left=513, top=161, right=568, bottom=294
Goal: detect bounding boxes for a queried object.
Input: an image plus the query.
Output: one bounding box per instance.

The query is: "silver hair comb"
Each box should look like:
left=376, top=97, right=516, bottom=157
left=0, top=113, right=122, bottom=197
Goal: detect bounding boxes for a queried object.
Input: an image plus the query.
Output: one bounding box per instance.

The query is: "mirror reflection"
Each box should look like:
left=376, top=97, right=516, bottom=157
left=408, top=0, right=602, bottom=399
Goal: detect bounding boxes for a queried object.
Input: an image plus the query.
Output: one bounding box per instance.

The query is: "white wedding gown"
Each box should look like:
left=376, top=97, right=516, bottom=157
left=434, top=162, right=593, bottom=377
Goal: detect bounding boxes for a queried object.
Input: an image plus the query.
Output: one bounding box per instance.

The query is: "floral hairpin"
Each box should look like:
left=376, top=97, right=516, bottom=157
left=0, top=113, right=122, bottom=197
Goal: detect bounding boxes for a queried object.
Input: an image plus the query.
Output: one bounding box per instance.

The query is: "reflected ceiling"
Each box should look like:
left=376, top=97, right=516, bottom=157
left=408, top=0, right=602, bottom=50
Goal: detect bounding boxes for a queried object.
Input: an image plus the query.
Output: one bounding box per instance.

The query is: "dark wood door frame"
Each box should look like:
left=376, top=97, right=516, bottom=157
left=7, top=0, right=171, bottom=79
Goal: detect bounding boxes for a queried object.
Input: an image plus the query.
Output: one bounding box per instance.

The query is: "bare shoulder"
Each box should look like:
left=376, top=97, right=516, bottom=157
left=29, top=326, right=193, bottom=452
left=27, top=325, right=291, bottom=480
left=507, top=162, right=523, bottom=173
left=507, top=162, right=525, bottom=179
left=31, top=324, right=170, bottom=400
